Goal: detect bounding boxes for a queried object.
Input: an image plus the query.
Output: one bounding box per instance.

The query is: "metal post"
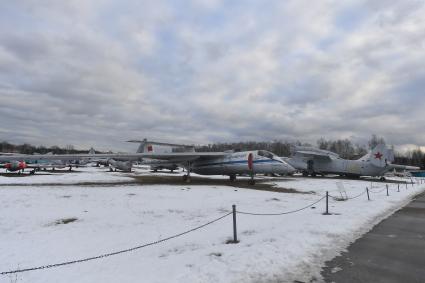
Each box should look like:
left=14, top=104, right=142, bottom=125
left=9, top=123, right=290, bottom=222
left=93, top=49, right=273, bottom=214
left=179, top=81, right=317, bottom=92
left=232, top=205, right=238, bottom=243
left=323, top=191, right=330, bottom=215
left=366, top=187, right=370, bottom=201
left=398, top=184, right=400, bottom=192
left=386, top=184, right=389, bottom=196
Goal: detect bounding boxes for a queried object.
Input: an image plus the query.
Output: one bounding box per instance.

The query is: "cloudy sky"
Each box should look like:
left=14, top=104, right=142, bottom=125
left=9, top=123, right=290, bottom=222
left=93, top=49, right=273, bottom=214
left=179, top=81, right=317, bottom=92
left=1, top=0, right=425, bottom=152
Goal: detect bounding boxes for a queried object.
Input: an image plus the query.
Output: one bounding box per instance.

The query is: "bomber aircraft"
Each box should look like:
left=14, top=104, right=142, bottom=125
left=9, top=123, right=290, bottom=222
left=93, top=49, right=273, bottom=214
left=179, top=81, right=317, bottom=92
left=284, top=144, right=419, bottom=180
left=93, top=139, right=191, bottom=172
left=0, top=143, right=296, bottom=184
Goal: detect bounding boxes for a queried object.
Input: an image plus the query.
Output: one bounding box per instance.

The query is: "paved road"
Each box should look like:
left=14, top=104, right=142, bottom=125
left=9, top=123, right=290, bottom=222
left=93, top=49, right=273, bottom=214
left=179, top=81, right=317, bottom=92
left=321, top=192, right=425, bottom=283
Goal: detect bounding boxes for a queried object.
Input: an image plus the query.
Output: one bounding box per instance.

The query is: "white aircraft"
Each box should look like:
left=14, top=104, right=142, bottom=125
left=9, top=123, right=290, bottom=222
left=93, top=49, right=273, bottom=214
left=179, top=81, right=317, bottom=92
left=0, top=144, right=295, bottom=184
left=284, top=143, right=419, bottom=180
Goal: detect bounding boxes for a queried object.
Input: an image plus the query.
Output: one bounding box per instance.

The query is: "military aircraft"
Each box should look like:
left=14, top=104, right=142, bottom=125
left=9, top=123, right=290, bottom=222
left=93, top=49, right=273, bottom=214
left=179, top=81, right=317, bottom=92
left=103, top=139, right=194, bottom=172
left=129, top=139, right=192, bottom=172
left=0, top=161, right=40, bottom=174
left=0, top=145, right=296, bottom=184
left=284, top=143, right=419, bottom=180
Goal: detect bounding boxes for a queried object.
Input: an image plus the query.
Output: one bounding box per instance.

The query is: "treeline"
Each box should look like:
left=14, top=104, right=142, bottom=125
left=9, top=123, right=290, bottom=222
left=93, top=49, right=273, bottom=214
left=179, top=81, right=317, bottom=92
left=196, top=135, right=385, bottom=158
left=0, top=142, right=90, bottom=155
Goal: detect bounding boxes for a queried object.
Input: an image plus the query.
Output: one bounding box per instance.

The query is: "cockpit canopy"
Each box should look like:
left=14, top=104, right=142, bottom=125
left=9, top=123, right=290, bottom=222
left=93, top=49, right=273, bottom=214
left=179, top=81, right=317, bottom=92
left=258, top=150, right=278, bottom=160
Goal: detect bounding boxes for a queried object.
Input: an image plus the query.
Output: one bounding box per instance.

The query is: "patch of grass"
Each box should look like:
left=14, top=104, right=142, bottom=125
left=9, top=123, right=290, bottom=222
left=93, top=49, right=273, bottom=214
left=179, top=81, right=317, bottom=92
left=266, top=197, right=281, bottom=202
left=129, top=175, right=310, bottom=194
left=54, top=217, right=78, bottom=225
left=332, top=196, right=347, bottom=201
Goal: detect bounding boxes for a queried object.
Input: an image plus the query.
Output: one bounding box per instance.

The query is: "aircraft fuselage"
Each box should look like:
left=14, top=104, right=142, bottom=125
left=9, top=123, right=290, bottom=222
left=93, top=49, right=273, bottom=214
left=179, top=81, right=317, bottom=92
left=192, top=151, right=294, bottom=176
left=288, top=156, right=389, bottom=177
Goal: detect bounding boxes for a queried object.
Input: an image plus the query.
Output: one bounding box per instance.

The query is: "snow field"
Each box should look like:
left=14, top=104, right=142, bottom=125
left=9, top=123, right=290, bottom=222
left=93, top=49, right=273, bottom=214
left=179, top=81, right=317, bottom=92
left=0, top=171, right=424, bottom=283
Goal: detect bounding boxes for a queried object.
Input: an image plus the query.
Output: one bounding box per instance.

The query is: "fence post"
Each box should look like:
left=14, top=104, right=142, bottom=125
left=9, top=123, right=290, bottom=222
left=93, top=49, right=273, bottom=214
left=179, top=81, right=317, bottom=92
left=323, top=191, right=331, bottom=215
left=366, top=187, right=370, bottom=201
left=406, top=183, right=408, bottom=190
left=398, top=184, right=400, bottom=192
left=232, top=205, right=238, bottom=243
left=386, top=184, right=389, bottom=196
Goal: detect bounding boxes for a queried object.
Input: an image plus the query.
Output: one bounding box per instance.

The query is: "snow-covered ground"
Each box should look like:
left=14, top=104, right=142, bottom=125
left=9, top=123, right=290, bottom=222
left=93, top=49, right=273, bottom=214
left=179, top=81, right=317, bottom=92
left=0, top=166, right=133, bottom=185
left=0, top=168, right=424, bottom=283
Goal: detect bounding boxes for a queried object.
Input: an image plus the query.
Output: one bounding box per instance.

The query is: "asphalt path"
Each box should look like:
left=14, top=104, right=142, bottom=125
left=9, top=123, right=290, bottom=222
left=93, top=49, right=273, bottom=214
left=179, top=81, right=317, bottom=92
left=321, top=192, right=425, bottom=283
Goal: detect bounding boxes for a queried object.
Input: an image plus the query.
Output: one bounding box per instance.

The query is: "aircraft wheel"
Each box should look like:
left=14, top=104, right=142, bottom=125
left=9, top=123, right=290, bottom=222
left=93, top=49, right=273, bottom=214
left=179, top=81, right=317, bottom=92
left=311, top=173, right=317, bottom=177
left=380, top=176, right=386, bottom=181
left=109, top=168, right=113, bottom=172
left=302, top=172, right=308, bottom=177
left=182, top=174, right=191, bottom=183
left=229, top=174, right=236, bottom=182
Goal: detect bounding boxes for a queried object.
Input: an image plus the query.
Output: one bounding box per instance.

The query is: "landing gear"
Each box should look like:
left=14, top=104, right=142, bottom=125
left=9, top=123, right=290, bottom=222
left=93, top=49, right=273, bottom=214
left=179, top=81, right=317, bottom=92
left=69, top=166, right=72, bottom=171
left=229, top=174, right=236, bottom=182
left=248, top=173, right=255, bottom=185
left=109, top=167, right=113, bottom=172
left=183, top=162, right=192, bottom=183
left=302, top=172, right=308, bottom=177
left=182, top=174, right=191, bottom=182
left=30, top=170, right=35, bottom=175
left=380, top=176, right=386, bottom=181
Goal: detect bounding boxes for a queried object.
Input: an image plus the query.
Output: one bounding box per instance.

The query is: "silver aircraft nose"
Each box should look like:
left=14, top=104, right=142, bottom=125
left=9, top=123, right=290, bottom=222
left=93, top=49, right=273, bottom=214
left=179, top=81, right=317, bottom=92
left=286, top=163, right=296, bottom=174
left=275, top=156, right=296, bottom=174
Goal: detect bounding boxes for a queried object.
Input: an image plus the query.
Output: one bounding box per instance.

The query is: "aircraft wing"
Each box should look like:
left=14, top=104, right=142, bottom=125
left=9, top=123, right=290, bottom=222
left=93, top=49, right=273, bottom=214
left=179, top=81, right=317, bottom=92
left=296, top=150, right=333, bottom=160
left=0, top=152, right=228, bottom=163
left=388, top=164, right=420, bottom=171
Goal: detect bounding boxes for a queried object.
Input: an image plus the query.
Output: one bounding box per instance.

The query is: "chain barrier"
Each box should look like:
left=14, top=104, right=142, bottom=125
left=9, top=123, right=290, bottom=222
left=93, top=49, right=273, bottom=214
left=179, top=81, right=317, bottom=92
left=0, top=212, right=232, bottom=275
left=369, top=187, right=387, bottom=194
left=345, top=190, right=367, bottom=200
left=3, top=178, right=422, bottom=275
left=236, top=196, right=326, bottom=216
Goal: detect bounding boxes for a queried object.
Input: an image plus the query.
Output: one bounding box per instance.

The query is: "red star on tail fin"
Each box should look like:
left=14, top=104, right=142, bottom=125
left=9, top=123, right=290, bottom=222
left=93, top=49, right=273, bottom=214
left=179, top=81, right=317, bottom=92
left=374, top=152, right=383, bottom=160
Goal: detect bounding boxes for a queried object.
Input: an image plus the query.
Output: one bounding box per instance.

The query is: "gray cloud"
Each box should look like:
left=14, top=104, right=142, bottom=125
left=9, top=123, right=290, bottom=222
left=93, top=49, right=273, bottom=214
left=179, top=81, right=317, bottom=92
left=0, top=0, right=425, bottom=152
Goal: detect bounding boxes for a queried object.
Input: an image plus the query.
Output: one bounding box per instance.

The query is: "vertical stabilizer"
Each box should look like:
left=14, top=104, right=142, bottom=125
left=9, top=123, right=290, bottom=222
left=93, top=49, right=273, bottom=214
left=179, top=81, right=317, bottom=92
left=369, top=144, right=392, bottom=167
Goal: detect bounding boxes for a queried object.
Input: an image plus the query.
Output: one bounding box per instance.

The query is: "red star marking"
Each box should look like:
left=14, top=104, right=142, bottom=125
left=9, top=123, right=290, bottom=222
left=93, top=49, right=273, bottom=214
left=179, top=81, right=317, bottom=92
left=374, top=152, right=383, bottom=160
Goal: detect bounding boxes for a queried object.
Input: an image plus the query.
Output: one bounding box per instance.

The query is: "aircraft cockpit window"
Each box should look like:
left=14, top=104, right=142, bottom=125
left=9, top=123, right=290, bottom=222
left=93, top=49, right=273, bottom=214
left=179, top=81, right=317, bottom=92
left=258, top=150, right=275, bottom=159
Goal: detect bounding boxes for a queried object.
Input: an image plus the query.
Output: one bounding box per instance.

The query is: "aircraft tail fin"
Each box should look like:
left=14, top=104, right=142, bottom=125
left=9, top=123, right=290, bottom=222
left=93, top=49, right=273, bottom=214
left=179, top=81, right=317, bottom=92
left=88, top=148, right=96, bottom=155
left=367, top=143, right=394, bottom=167
left=127, top=139, right=195, bottom=153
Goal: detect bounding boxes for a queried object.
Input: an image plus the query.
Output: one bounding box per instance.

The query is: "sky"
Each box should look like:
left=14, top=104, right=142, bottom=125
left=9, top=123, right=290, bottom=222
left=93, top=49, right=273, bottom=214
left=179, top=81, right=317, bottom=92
left=1, top=0, right=425, bottom=152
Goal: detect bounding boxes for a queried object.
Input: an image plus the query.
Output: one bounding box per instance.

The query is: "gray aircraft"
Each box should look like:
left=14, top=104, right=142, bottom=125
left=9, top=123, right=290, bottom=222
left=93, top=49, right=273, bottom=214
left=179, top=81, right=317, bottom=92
left=0, top=144, right=296, bottom=184
left=129, top=139, right=191, bottom=172
left=104, top=139, right=190, bottom=172
left=284, top=144, right=419, bottom=180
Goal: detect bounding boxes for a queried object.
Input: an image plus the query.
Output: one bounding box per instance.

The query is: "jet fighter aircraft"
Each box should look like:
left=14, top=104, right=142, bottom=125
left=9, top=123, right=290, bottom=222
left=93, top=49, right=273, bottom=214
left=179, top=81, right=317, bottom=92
left=284, top=144, right=419, bottom=180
